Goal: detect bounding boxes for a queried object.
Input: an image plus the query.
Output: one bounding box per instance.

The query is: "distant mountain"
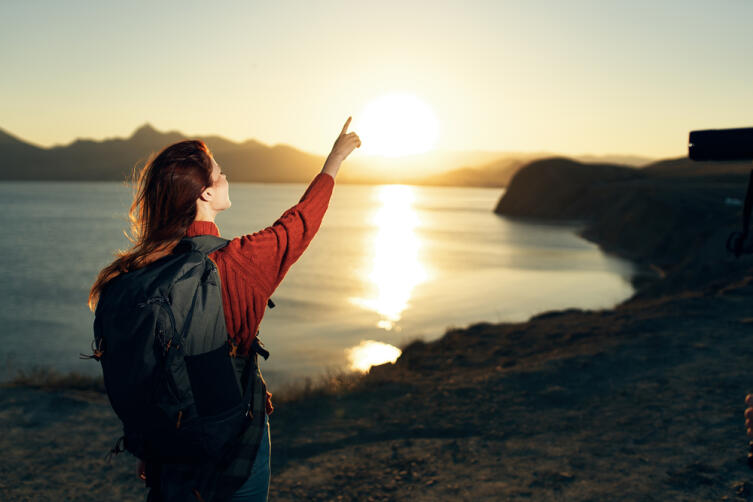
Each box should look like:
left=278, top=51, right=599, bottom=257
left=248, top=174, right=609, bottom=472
left=0, top=124, right=503, bottom=184
left=407, top=150, right=658, bottom=188
left=0, top=123, right=662, bottom=186
left=0, top=123, right=327, bottom=183
left=339, top=149, right=526, bottom=186
left=411, top=155, right=544, bottom=188
left=572, top=154, right=654, bottom=167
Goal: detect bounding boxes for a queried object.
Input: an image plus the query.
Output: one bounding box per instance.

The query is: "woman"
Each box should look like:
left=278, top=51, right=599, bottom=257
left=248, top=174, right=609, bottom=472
left=88, top=117, right=360, bottom=501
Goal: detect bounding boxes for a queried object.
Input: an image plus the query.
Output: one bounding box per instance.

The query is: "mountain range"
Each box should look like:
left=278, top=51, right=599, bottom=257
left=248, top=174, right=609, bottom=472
left=0, top=123, right=713, bottom=187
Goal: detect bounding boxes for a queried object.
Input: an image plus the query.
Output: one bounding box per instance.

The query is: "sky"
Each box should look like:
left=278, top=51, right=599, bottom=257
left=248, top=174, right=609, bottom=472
left=1, top=0, right=752, bottom=159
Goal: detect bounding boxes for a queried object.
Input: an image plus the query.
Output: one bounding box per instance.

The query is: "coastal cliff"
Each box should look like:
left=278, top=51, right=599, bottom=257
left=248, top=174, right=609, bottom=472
left=496, top=156, right=753, bottom=298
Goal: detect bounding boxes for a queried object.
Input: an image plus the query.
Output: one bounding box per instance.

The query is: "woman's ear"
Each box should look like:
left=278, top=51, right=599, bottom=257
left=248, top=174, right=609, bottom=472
left=198, top=186, right=213, bottom=203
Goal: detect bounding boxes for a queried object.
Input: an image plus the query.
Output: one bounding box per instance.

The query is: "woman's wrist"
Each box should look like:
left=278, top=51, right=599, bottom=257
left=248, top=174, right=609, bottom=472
left=321, top=155, right=342, bottom=178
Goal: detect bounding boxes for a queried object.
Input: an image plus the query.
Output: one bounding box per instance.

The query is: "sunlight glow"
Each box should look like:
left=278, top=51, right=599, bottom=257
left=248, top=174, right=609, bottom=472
left=357, top=93, right=440, bottom=157
left=349, top=185, right=429, bottom=330
left=346, top=340, right=402, bottom=372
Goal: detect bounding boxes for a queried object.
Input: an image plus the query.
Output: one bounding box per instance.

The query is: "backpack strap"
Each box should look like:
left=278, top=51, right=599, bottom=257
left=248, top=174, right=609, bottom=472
left=239, top=357, right=257, bottom=416
left=179, top=235, right=278, bottom=310
left=179, top=235, right=231, bottom=256
left=250, top=337, right=270, bottom=360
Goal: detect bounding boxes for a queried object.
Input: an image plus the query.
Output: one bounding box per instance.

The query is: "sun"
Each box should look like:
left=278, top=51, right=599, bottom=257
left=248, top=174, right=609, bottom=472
left=357, top=93, right=440, bottom=157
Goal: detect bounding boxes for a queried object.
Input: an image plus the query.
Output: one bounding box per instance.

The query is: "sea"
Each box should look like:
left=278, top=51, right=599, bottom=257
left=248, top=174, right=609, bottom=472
left=0, top=180, right=636, bottom=386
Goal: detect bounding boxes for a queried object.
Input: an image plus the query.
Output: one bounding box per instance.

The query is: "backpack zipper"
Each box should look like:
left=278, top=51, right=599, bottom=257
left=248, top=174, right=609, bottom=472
left=136, top=296, right=176, bottom=334
left=137, top=296, right=178, bottom=344
left=137, top=296, right=181, bottom=401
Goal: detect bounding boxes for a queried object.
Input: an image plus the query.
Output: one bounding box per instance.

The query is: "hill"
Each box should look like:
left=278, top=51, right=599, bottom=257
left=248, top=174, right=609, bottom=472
left=494, top=157, right=644, bottom=219
left=495, top=155, right=753, bottom=298
left=413, top=155, right=541, bottom=188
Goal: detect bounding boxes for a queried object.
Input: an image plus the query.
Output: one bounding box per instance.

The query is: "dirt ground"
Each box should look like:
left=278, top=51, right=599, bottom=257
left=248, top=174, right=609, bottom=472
left=4, top=278, right=753, bottom=501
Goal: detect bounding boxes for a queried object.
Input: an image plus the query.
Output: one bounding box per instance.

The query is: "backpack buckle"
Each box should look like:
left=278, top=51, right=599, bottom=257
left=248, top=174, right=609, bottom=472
left=251, top=338, right=270, bottom=360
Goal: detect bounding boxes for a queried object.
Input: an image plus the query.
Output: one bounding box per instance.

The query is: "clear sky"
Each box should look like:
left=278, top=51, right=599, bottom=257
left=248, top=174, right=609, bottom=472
left=1, top=0, right=751, bottom=159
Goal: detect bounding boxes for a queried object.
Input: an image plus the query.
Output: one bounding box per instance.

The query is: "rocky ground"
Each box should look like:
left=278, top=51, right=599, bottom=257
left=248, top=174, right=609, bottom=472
left=269, top=281, right=753, bottom=501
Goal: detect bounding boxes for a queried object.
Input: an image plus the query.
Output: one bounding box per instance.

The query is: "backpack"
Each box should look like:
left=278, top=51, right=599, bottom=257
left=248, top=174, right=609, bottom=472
left=86, top=234, right=267, bottom=465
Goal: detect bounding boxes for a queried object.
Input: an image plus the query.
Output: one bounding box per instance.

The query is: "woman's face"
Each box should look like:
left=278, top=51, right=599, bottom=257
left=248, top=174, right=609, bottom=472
left=208, top=156, right=231, bottom=211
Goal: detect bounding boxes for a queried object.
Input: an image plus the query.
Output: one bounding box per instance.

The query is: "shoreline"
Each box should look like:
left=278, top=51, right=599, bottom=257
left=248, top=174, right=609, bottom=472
left=1, top=214, right=639, bottom=389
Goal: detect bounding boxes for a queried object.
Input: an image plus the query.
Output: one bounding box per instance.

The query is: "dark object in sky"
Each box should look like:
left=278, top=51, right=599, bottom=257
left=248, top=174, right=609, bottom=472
left=689, top=127, right=753, bottom=258
left=689, top=127, right=753, bottom=161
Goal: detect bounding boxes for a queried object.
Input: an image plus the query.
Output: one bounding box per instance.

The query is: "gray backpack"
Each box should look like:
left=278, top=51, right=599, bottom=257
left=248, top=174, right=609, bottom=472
left=86, top=235, right=270, bottom=465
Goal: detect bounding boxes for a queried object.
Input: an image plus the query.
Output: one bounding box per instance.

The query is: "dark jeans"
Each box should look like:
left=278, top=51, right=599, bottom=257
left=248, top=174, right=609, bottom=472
left=230, top=413, right=271, bottom=502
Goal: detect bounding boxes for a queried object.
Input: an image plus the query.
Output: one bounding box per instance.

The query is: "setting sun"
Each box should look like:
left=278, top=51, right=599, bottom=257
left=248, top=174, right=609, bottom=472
left=356, top=93, right=440, bottom=157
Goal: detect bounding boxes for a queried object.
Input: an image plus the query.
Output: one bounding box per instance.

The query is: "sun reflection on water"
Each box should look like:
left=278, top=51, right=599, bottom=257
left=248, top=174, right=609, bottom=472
left=347, top=340, right=402, bottom=372
left=349, top=185, right=429, bottom=330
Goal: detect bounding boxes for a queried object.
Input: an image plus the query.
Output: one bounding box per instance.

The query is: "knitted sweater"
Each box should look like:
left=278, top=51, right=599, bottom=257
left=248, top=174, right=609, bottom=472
left=184, top=171, right=335, bottom=413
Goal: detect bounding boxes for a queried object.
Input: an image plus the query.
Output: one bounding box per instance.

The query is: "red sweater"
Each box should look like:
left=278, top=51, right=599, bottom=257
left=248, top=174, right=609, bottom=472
left=184, top=172, right=335, bottom=411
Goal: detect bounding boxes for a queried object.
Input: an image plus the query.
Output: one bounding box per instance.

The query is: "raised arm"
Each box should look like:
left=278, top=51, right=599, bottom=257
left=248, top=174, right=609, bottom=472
left=226, top=117, right=360, bottom=296
left=235, top=172, right=334, bottom=296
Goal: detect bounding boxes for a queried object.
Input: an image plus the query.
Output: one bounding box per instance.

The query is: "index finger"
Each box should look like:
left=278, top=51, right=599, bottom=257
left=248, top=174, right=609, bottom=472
left=341, top=116, right=351, bottom=135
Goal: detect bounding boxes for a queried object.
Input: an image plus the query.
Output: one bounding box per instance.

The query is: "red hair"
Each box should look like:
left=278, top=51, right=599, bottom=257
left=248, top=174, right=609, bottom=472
left=88, top=139, right=214, bottom=311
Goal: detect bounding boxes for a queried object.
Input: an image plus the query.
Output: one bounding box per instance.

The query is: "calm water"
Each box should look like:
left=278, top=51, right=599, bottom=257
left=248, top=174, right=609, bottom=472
left=0, top=180, right=635, bottom=385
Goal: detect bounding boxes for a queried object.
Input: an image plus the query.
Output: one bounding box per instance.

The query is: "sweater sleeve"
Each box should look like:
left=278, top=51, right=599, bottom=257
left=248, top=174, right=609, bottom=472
left=233, top=172, right=335, bottom=297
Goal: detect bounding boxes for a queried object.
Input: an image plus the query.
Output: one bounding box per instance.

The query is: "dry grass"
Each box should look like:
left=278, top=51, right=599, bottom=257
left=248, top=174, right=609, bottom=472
left=3, top=364, right=368, bottom=406
left=5, top=358, right=404, bottom=408
left=271, top=368, right=367, bottom=404
left=4, top=366, right=105, bottom=393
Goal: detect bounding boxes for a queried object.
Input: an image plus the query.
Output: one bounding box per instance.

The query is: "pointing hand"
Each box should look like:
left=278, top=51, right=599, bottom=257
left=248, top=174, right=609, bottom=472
left=328, top=116, right=361, bottom=163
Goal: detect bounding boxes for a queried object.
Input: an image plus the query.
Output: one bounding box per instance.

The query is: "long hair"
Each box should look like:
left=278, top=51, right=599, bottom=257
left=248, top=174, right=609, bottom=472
left=88, top=139, right=214, bottom=311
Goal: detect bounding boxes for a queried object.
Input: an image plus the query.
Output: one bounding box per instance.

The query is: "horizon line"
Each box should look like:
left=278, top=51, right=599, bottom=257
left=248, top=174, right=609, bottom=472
left=0, top=122, right=678, bottom=162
